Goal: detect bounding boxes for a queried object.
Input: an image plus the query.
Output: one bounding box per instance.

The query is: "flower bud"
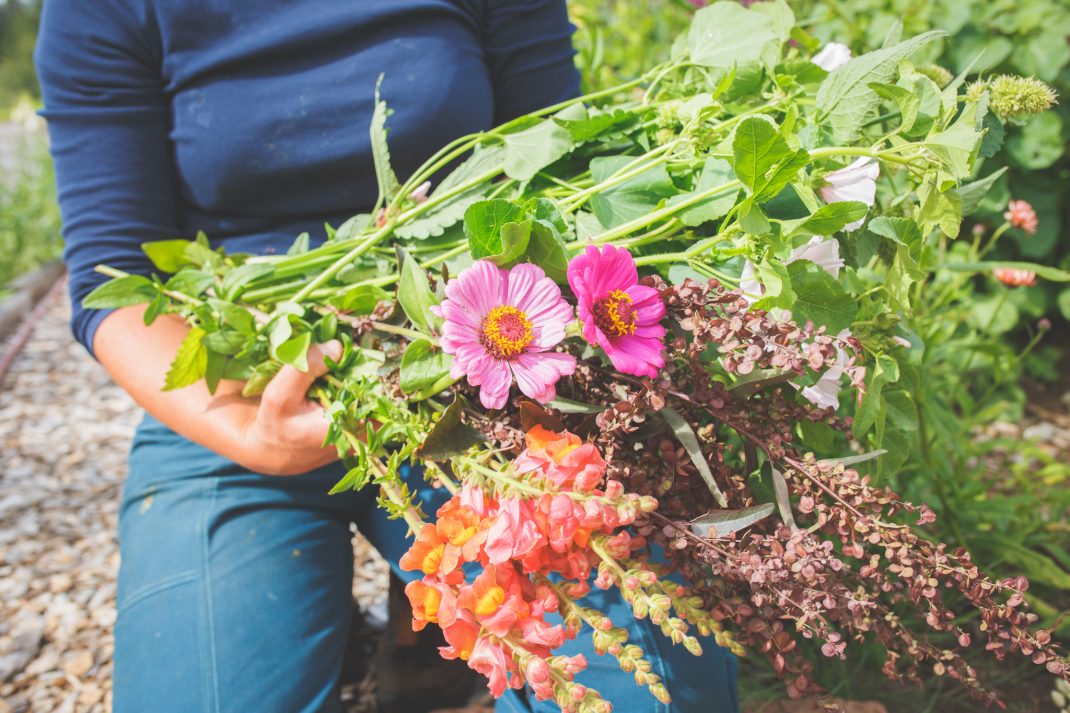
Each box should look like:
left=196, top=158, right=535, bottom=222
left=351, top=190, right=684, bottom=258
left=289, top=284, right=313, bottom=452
left=917, top=64, right=953, bottom=88
left=650, top=683, right=672, bottom=704
left=1004, top=199, right=1038, bottom=235
left=986, top=75, right=1059, bottom=121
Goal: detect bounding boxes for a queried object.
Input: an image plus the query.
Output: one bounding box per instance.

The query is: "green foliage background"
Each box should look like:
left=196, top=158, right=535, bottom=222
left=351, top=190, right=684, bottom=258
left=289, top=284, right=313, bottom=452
left=567, top=1, right=1070, bottom=708
left=571, top=0, right=1070, bottom=330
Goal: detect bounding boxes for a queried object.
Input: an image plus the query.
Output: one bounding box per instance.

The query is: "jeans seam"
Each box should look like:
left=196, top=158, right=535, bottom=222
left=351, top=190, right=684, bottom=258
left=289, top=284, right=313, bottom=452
left=199, top=477, right=221, bottom=713
left=117, top=570, right=199, bottom=618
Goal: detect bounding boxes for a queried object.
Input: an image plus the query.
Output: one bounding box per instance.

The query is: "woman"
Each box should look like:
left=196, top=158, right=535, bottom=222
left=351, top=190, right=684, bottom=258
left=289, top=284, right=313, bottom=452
left=35, top=1, right=739, bottom=710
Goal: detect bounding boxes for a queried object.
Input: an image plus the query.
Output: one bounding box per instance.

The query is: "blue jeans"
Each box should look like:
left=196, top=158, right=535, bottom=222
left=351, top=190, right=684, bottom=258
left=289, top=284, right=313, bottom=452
left=114, top=414, right=739, bottom=713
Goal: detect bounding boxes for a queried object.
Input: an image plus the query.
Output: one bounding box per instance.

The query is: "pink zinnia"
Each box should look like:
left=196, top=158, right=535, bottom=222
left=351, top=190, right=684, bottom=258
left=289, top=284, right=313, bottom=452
left=434, top=261, right=576, bottom=410
left=1004, top=199, right=1038, bottom=235
left=567, top=245, right=666, bottom=378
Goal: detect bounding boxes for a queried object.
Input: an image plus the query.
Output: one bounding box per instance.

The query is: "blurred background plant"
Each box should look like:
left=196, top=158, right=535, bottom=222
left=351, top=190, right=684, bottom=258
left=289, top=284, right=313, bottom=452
left=0, top=0, right=62, bottom=296
left=569, top=0, right=1070, bottom=709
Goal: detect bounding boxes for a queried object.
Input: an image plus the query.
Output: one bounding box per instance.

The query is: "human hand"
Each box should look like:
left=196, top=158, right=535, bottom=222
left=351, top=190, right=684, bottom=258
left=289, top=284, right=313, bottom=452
left=234, top=340, right=343, bottom=476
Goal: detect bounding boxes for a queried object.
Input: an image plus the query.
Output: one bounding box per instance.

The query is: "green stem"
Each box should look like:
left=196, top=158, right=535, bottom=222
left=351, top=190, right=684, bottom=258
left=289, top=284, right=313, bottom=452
left=369, top=321, right=435, bottom=344
left=94, top=265, right=204, bottom=307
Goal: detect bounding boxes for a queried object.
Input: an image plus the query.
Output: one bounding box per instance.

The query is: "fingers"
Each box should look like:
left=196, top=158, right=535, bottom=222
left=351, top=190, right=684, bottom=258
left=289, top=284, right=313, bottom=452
left=260, top=340, right=342, bottom=416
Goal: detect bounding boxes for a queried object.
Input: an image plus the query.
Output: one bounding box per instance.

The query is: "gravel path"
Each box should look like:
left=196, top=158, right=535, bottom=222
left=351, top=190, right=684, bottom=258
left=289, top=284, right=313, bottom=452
left=0, top=288, right=389, bottom=713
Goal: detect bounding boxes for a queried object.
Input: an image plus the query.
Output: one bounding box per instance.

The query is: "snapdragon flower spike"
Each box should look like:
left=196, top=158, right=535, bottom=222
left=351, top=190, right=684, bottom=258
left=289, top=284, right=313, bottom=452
left=568, top=245, right=667, bottom=379
left=401, top=426, right=661, bottom=706
left=433, top=260, right=576, bottom=410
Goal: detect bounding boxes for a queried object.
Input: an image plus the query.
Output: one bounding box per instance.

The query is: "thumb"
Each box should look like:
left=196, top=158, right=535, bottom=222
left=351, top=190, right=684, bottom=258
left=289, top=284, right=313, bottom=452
left=261, top=340, right=342, bottom=414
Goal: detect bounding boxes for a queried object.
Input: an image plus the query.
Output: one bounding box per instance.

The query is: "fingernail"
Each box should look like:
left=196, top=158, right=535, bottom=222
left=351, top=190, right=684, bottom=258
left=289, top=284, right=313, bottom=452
left=320, top=339, right=343, bottom=362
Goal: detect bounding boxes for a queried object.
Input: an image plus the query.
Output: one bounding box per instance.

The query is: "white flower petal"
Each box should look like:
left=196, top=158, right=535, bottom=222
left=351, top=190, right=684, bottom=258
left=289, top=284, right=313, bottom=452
left=812, top=42, right=853, bottom=72
left=785, top=237, right=845, bottom=279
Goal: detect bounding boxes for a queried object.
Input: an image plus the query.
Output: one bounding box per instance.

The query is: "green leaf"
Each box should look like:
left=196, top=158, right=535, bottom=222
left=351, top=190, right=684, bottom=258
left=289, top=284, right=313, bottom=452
left=396, top=247, right=442, bottom=333
left=202, top=329, right=248, bottom=356
left=1006, top=112, right=1064, bottom=170
left=554, top=107, right=637, bottom=142
left=204, top=349, right=225, bottom=395
left=399, top=339, right=453, bottom=395
left=415, top=397, right=485, bottom=461
left=753, top=148, right=809, bottom=202
left=526, top=221, right=569, bottom=284
left=463, top=199, right=532, bottom=265
left=689, top=503, right=775, bottom=538
left=286, top=233, right=310, bottom=256
left=370, top=74, right=401, bottom=204
left=143, top=293, right=167, bottom=326
left=81, top=275, right=156, bottom=309
left=978, top=112, right=1005, bottom=159
left=1058, top=288, right=1070, bottom=321
left=731, top=116, right=791, bottom=191
left=886, top=244, right=924, bottom=310
left=241, top=360, right=282, bottom=398
left=816, top=31, right=947, bottom=141
left=142, top=239, right=193, bottom=273
left=588, top=156, right=677, bottom=229
left=853, top=354, right=898, bottom=437
left=868, top=216, right=922, bottom=246
left=660, top=407, right=728, bottom=508
left=665, top=158, right=737, bottom=227
left=956, top=167, right=1008, bottom=216
left=784, top=201, right=868, bottom=236
left=924, top=101, right=984, bottom=180
left=869, top=81, right=920, bottom=134
left=165, top=269, right=215, bottom=297
left=275, top=331, right=312, bottom=371
left=330, top=284, right=391, bottom=314
left=502, top=104, right=583, bottom=182
left=688, top=1, right=781, bottom=71
left=208, top=298, right=257, bottom=336
left=916, top=176, right=963, bottom=238
left=220, top=263, right=275, bottom=300
left=164, top=327, right=208, bottom=391
left=395, top=145, right=504, bottom=241
left=787, top=262, right=857, bottom=333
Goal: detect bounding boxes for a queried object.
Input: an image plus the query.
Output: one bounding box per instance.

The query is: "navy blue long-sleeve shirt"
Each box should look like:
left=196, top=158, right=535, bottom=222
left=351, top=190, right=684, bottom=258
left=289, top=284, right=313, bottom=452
left=35, top=0, right=579, bottom=356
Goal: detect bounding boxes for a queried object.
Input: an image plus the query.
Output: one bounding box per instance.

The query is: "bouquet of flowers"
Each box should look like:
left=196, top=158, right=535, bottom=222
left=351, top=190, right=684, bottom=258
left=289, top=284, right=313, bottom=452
left=86, top=1, right=1066, bottom=709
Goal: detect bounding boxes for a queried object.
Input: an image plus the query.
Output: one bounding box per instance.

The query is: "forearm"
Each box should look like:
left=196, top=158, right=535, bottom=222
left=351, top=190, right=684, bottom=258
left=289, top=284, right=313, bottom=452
left=94, top=305, right=257, bottom=462
left=93, top=305, right=340, bottom=475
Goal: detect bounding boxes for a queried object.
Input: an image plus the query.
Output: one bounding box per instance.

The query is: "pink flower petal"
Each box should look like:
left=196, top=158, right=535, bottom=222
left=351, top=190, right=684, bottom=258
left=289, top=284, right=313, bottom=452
left=476, top=360, right=512, bottom=409
left=604, top=334, right=664, bottom=378
left=511, top=351, right=576, bottom=403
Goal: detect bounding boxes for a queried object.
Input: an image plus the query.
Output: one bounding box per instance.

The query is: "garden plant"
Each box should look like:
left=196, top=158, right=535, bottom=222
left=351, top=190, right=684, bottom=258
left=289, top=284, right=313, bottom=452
left=82, top=1, right=1068, bottom=709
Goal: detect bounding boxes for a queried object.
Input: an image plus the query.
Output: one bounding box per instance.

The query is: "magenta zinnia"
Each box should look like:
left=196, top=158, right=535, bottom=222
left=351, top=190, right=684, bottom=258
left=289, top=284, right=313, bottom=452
left=434, top=261, right=576, bottom=410
left=567, top=244, right=666, bottom=379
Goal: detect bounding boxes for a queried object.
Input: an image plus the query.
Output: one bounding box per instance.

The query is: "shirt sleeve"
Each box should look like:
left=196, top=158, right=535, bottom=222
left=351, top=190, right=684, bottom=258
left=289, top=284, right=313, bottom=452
left=481, top=0, right=581, bottom=124
left=34, top=0, right=180, bottom=357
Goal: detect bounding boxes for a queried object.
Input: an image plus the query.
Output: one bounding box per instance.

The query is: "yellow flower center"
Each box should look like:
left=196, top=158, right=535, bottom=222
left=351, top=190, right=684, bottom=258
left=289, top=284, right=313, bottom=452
left=480, top=305, right=533, bottom=360
left=421, top=544, right=446, bottom=575
left=423, top=587, right=442, bottom=623
left=592, top=289, right=637, bottom=338
left=474, top=585, right=507, bottom=617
